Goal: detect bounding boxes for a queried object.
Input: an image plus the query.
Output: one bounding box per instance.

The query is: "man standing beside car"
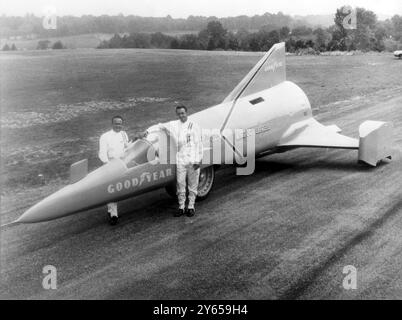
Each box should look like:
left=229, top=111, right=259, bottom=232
left=98, top=115, right=130, bottom=225
left=157, top=105, right=203, bottom=217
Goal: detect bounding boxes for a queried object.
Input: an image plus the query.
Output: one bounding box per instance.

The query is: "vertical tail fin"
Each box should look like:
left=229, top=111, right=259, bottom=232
left=222, top=42, right=286, bottom=104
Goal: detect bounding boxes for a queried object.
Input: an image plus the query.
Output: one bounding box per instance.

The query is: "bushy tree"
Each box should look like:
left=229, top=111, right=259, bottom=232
left=391, top=15, right=402, bottom=41
left=178, top=34, right=201, bottom=50
left=235, top=28, right=251, bottom=51
left=52, top=40, right=64, bottom=49
left=150, top=32, right=175, bottom=48
left=37, top=40, right=51, bottom=50
left=291, top=26, right=313, bottom=37
left=332, top=6, right=383, bottom=51
left=257, top=29, right=280, bottom=51
left=108, top=33, right=123, bottom=48
left=204, top=21, right=228, bottom=50
left=313, top=28, right=330, bottom=51
left=279, top=26, right=290, bottom=40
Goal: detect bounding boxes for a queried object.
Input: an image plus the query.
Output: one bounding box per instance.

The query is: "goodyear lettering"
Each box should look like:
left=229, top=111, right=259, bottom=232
left=264, top=61, right=283, bottom=72
left=107, top=168, right=172, bottom=194
left=236, top=125, right=270, bottom=139
left=116, top=182, right=123, bottom=191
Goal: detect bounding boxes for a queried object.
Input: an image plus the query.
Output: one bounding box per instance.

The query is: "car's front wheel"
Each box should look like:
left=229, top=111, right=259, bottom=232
left=196, top=166, right=215, bottom=201
left=165, top=166, right=215, bottom=201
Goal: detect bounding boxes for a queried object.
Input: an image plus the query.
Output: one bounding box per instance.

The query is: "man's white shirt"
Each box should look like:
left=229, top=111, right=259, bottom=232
left=99, top=129, right=129, bottom=163
left=159, top=120, right=203, bottom=166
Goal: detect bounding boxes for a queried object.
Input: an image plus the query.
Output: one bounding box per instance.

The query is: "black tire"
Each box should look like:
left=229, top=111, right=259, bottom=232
left=164, top=166, right=215, bottom=201
left=196, top=166, right=215, bottom=201
left=165, top=182, right=177, bottom=199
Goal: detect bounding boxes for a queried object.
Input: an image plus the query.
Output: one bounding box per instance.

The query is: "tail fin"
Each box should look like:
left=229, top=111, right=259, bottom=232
left=222, top=42, right=286, bottom=104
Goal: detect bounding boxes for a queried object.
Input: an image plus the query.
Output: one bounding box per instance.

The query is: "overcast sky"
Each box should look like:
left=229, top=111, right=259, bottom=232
left=1, top=0, right=401, bottom=17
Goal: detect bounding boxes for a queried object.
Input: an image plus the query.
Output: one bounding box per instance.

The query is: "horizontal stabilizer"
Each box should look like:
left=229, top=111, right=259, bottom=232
left=326, top=124, right=342, bottom=133
left=278, top=118, right=358, bottom=149
left=278, top=118, right=392, bottom=166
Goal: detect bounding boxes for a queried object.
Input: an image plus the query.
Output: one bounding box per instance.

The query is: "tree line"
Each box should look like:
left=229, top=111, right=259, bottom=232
left=2, top=40, right=65, bottom=51
left=1, top=12, right=296, bottom=38
left=97, top=8, right=402, bottom=53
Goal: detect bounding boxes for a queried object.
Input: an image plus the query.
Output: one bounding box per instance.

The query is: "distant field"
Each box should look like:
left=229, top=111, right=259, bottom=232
left=0, top=31, right=199, bottom=50
left=0, top=48, right=401, bottom=194
left=0, top=33, right=115, bottom=50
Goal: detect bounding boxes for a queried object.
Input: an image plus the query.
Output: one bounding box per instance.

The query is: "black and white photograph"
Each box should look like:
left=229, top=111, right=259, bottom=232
left=0, top=0, right=402, bottom=304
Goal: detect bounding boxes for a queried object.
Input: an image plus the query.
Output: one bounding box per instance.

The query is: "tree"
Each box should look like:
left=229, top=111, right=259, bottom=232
left=170, top=38, right=180, bottom=49
left=291, top=26, right=313, bottom=37
left=178, top=34, right=200, bottom=50
left=257, top=29, right=280, bottom=51
left=2, top=44, right=10, bottom=51
left=204, top=21, right=228, bottom=50
left=279, top=26, right=290, bottom=40
left=248, top=34, right=260, bottom=51
left=391, top=15, right=402, bottom=41
left=313, top=28, right=330, bottom=51
left=37, top=40, right=51, bottom=50
left=354, top=8, right=377, bottom=51
left=236, top=28, right=251, bottom=51
left=150, top=32, right=174, bottom=49
left=227, top=31, right=239, bottom=50
left=333, top=6, right=379, bottom=51
left=108, top=33, right=123, bottom=48
left=52, top=40, right=64, bottom=49
left=333, top=6, right=351, bottom=50
left=11, top=43, right=17, bottom=50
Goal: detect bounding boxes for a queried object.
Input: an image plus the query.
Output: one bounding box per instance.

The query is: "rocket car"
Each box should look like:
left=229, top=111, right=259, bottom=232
left=4, top=42, right=392, bottom=226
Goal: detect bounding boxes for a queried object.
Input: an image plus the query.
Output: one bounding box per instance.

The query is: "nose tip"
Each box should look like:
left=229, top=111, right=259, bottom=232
left=18, top=186, right=74, bottom=223
left=18, top=160, right=128, bottom=223
left=17, top=204, right=42, bottom=223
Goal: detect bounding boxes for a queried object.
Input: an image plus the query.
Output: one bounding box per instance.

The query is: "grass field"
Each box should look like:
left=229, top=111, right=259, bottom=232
left=1, top=48, right=401, bottom=194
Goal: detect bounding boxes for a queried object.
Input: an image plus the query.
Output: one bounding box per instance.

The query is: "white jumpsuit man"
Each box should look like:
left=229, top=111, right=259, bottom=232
left=99, top=115, right=129, bottom=225
left=159, top=105, right=203, bottom=217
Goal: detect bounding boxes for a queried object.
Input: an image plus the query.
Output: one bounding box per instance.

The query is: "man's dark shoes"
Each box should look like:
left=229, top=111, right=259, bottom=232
left=174, top=209, right=185, bottom=217
left=109, top=215, right=118, bottom=225
left=186, top=208, right=195, bottom=217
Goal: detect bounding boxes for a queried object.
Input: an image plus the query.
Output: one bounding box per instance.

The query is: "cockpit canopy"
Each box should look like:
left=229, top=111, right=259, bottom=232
left=123, top=139, right=156, bottom=168
left=122, top=126, right=176, bottom=168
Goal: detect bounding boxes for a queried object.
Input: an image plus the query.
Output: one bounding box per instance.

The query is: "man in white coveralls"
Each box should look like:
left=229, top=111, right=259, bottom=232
left=157, top=105, right=203, bottom=217
left=99, top=115, right=130, bottom=225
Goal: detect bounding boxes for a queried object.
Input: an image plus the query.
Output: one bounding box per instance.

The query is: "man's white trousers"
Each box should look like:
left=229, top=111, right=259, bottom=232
left=176, top=164, right=200, bottom=210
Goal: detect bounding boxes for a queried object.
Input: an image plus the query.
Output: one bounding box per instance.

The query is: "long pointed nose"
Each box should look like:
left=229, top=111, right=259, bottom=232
left=18, top=184, right=87, bottom=223
left=18, top=160, right=127, bottom=223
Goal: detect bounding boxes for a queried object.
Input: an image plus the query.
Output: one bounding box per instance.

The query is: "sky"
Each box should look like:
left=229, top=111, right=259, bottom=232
left=1, top=0, right=401, bottom=18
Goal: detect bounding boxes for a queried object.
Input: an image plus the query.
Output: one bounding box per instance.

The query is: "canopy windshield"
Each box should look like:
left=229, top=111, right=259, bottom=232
left=123, top=139, right=157, bottom=168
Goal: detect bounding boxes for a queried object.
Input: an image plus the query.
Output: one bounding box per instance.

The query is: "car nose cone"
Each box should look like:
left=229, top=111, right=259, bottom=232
left=18, top=160, right=128, bottom=223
